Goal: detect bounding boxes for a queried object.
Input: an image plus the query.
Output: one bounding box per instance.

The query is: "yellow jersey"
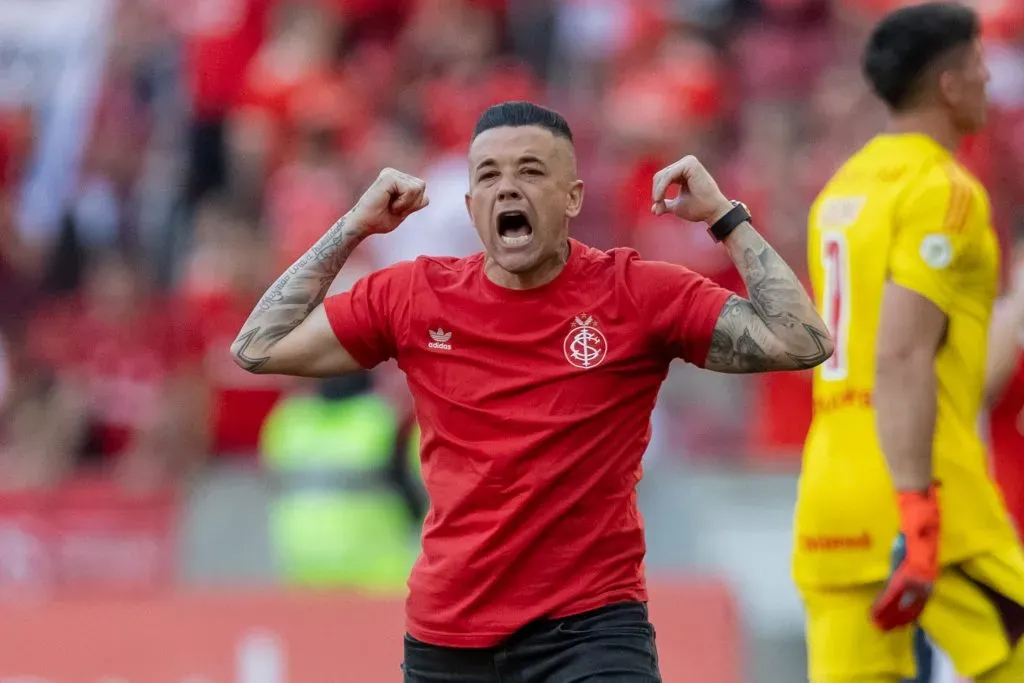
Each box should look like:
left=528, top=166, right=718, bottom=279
left=794, top=133, right=1017, bottom=588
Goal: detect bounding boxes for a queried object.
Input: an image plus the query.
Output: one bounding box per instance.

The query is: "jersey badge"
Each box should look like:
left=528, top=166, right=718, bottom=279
left=920, top=234, right=954, bottom=270
left=563, top=314, right=607, bottom=369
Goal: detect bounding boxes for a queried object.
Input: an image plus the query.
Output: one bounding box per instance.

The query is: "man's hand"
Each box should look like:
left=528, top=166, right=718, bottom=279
left=229, top=168, right=429, bottom=378
left=350, top=168, right=430, bottom=236
left=871, top=485, right=941, bottom=631
left=650, top=160, right=833, bottom=375
left=651, top=155, right=733, bottom=224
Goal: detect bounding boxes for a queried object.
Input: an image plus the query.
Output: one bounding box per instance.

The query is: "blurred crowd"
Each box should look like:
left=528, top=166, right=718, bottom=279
left=0, top=0, right=1022, bottom=493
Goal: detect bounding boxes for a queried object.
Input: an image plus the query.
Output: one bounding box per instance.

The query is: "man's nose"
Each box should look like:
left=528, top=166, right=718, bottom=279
left=497, top=181, right=522, bottom=202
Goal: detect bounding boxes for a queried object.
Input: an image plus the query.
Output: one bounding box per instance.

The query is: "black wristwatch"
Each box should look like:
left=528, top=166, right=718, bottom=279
left=707, top=200, right=751, bottom=243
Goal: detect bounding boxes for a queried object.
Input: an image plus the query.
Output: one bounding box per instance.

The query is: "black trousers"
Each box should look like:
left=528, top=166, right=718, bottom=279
left=402, top=601, right=661, bottom=683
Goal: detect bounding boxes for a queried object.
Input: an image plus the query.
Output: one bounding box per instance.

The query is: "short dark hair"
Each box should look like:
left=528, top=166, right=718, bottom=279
left=862, top=2, right=979, bottom=111
left=473, top=101, right=574, bottom=143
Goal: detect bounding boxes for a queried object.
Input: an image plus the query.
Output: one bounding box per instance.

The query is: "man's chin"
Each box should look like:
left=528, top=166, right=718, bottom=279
left=493, top=252, right=539, bottom=275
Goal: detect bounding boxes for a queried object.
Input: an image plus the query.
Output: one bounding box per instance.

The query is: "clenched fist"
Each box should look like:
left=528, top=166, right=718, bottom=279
left=651, top=155, right=732, bottom=225
left=349, top=168, right=429, bottom=236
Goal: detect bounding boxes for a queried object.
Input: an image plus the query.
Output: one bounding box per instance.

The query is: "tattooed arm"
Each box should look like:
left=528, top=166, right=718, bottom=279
left=705, top=223, right=833, bottom=373
left=230, top=168, right=429, bottom=377
left=229, top=216, right=366, bottom=376
left=650, top=155, right=832, bottom=374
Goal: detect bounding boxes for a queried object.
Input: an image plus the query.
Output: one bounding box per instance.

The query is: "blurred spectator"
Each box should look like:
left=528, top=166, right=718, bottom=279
left=0, top=109, right=34, bottom=197
left=9, top=0, right=116, bottom=249
left=259, top=371, right=422, bottom=591
left=59, top=0, right=188, bottom=288
left=228, top=1, right=342, bottom=204
left=0, top=332, right=8, bottom=411
left=0, top=193, right=38, bottom=330
left=25, top=250, right=202, bottom=491
left=0, top=363, right=85, bottom=492
left=602, top=23, right=726, bottom=264
left=262, top=114, right=354, bottom=273
left=180, top=198, right=296, bottom=460
left=171, top=0, right=271, bottom=208
left=734, top=0, right=834, bottom=102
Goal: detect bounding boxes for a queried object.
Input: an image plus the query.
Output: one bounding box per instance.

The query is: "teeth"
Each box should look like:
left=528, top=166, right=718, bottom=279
left=500, top=233, right=532, bottom=246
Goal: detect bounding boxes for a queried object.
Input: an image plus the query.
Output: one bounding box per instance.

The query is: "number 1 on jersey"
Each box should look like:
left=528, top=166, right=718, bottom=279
left=821, top=232, right=850, bottom=381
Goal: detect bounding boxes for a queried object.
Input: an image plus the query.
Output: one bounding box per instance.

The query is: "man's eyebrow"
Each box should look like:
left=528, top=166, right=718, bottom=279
left=473, top=154, right=548, bottom=172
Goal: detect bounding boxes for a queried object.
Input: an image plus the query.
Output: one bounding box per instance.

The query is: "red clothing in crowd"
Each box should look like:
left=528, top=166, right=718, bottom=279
left=324, top=240, right=732, bottom=647
left=265, top=161, right=353, bottom=273
left=236, top=60, right=372, bottom=175
left=173, top=0, right=271, bottom=119
left=988, top=356, right=1024, bottom=536
left=29, top=302, right=184, bottom=458
left=182, top=291, right=290, bottom=456
left=617, top=157, right=744, bottom=293
left=749, top=370, right=813, bottom=463
left=421, top=62, right=540, bottom=155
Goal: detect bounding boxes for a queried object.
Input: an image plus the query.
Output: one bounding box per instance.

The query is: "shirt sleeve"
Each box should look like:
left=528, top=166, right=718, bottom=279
left=322, top=261, right=413, bottom=369
left=628, top=255, right=735, bottom=367
left=888, top=169, right=972, bottom=314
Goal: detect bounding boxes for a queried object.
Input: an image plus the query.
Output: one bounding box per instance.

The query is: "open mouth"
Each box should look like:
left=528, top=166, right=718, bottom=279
left=497, top=210, right=533, bottom=247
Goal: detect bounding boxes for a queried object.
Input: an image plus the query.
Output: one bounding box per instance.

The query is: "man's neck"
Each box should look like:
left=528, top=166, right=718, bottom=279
left=484, top=240, right=571, bottom=290
left=887, top=109, right=963, bottom=152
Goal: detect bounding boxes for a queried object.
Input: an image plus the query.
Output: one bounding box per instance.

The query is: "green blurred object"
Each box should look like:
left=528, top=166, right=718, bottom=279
left=260, top=389, right=421, bottom=594
left=408, top=422, right=422, bottom=477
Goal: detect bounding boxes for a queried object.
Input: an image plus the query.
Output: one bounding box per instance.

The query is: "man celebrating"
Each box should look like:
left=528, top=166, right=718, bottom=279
left=231, top=101, right=832, bottom=682
left=797, top=4, right=1024, bottom=683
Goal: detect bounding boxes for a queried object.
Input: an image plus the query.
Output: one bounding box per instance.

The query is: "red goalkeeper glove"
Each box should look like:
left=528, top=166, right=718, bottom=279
left=870, top=484, right=940, bottom=631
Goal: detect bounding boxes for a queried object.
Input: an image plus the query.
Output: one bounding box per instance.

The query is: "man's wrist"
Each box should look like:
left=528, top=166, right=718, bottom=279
left=706, top=199, right=751, bottom=243
left=896, top=484, right=940, bottom=532
left=706, top=199, right=736, bottom=226
left=342, top=211, right=376, bottom=241
left=897, top=487, right=938, bottom=506
left=896, top=484, right=940, bottom=578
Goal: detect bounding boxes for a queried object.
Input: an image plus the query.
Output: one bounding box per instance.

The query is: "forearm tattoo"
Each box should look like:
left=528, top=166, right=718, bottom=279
left=705, top=225, right=832, bottom=374
left=231, top=215, right=361, bottom=372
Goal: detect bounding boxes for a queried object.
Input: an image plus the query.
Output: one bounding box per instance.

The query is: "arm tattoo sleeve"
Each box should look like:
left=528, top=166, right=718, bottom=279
left=230, top=215, right=363, bottom=372
left=705, top=224, right=832, bottom=374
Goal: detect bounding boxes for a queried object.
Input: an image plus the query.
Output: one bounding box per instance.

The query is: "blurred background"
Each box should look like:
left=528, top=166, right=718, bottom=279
left=0, top=0, right=1021, bottom=680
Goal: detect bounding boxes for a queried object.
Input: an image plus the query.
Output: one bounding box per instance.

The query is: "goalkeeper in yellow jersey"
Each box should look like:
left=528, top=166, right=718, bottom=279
left=796, top=3, right=1024, bottom=682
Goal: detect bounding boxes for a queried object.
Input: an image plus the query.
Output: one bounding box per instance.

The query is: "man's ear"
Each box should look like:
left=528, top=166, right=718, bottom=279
left=566, top=180, right=585, bottom=219
left=465, top=192, right=472, bottom=220
left=938, top=70, right=962, bottom=110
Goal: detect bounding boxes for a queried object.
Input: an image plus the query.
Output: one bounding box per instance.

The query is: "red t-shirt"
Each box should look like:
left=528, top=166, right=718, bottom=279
left=323, top=240, right=732, bottom=647
left=988, top=355, right=1024, bottom=535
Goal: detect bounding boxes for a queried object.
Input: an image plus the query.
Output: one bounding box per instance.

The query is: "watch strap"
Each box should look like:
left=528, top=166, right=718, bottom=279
left=708, top=201, right=751, bottom=243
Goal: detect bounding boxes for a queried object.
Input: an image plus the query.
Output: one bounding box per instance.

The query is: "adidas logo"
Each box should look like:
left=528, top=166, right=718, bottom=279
left=428, top=328, right=452, bottom=350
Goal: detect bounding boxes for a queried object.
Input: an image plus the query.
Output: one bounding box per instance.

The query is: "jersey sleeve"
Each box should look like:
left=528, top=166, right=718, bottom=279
left=323, top=261, right=413, bottom=369
left=888, top=169, right=972, bottom=314
left=627, top=255, right=734, bottom=367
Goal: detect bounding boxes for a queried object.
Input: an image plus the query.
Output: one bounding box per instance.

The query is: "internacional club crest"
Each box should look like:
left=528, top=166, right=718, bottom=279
left=563, top=314, right=607, bottom=369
